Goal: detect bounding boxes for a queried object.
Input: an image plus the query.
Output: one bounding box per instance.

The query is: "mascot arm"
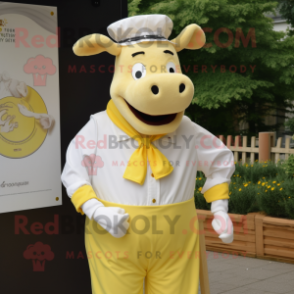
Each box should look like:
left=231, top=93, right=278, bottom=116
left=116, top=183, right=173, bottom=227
left=61, top=118, right=101, bottom=215
left=61, top=118, right=130, bottom=237
left=193, top=121, right=235, bottom=202
left=211, top=199, right=234, bottom=243
left=193, top=121, right=235, bottom=243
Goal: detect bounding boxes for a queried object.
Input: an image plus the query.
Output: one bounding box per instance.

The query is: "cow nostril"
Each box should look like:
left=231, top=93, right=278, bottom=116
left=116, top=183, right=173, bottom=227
left=151, top=85, right=159, bottom=95
left=179, top=83, right=186, bottom=93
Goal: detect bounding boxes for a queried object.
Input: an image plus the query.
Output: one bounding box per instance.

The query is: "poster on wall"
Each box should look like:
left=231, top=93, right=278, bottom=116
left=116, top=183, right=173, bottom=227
left=0, top=2, right=61, bottom=213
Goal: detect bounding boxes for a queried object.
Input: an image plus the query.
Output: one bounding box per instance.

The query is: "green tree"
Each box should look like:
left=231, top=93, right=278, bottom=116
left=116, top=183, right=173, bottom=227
left=278, top=1, right=294, bottom=138
left=279, top=0, right=294, bottom=36
left=128, top=0, right=294, bottom=138
left=285, top=115, right=294, bottom=139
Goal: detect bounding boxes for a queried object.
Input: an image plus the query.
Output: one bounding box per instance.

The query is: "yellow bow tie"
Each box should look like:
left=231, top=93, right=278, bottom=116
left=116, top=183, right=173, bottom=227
left=106, top=100, right=173, bottom=185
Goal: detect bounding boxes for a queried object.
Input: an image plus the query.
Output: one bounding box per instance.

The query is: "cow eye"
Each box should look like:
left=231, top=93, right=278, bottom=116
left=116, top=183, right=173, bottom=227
left=166, top=62, right=176, bottom=73
left=132, top=63, right=146, bottom=80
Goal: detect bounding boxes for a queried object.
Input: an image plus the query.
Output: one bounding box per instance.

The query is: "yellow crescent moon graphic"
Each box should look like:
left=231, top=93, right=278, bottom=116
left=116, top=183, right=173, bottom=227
left=0, top=86, right=48, bottom=158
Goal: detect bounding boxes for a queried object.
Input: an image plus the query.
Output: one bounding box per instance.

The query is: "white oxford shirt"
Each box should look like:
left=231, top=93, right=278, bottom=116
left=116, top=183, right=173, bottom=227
left=61, top=111, right=235, bottom=206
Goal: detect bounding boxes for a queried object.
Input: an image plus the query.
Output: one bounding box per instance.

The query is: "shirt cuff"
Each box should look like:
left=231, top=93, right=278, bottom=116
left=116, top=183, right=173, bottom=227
left=71, top=185, right=99, bottom=215
left=203, top=182, right=230, bottom=203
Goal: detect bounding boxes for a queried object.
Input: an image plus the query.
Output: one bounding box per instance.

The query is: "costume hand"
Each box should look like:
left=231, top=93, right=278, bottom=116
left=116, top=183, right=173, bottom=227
left=81, top=198, right=129, bottom=238
left=94, top=206, right=130, bottom=238
left=211, top=199, right=234, bottom=244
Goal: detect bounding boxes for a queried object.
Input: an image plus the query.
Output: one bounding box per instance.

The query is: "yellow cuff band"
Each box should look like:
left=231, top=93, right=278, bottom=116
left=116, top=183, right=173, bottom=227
left=71, top=185, right=99, bottom=215
left=203, top=182, right=230, bottom=203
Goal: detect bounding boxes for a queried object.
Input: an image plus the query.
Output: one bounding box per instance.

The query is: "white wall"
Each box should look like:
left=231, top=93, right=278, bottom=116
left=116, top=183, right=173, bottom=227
left=273, top=21, right=290, bottom=32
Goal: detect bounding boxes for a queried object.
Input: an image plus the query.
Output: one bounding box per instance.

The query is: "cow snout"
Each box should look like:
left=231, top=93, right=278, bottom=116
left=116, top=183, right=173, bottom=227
left=151, top=82, right=186, bottom=95
left=123, top=73, right=194, bottom=115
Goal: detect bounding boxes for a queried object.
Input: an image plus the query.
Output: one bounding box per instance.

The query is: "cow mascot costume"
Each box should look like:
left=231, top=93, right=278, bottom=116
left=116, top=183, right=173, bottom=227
left=62, top=14, right=235, bottom=294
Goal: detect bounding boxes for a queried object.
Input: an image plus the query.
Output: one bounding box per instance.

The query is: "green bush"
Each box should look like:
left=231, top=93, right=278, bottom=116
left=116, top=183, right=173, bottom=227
left=229, top=180, right=259, bottom=215
left=281, top=154, right=294, bottom=179
left=194, top=160, right=294, bottom=220
left=285, top=197, right=294, bottom=220
left=256, top=179, right=291, bottom=218
left=285, top=117, right=294, bottom=134
left=194, top=171, right=210, bottom=211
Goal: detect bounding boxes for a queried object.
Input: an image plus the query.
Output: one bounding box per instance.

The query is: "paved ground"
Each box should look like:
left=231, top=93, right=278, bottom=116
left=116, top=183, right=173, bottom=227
left=202, top=251, right=294, bottom=294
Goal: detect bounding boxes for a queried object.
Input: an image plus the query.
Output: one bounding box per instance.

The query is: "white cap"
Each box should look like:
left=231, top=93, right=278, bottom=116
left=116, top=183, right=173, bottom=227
left=107, top=14, right=174, bottom=45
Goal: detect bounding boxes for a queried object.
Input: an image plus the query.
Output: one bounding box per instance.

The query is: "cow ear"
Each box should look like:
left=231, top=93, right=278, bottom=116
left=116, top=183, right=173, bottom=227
left=171, top=24, right=206, bottom=52
left=73, top=34, right=122, bottom=56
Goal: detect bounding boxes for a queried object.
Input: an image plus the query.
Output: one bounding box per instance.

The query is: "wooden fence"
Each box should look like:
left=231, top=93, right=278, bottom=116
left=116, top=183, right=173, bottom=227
left=197, top=210, right=294, bottom=264
left=218, top=132, right=294, bottom=164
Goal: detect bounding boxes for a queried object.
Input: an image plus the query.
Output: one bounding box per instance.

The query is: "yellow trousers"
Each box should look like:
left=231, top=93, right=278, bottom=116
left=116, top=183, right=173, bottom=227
left=85, top=197, right=200, bottom=294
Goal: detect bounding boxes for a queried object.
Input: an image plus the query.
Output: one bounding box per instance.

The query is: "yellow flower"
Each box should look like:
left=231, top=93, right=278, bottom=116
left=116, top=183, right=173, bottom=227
left=246, top=164, right=248, bottom=167
left=255, top=159, right=258, bottom=162
left=234, top=175, right=236, bottom=177
left=262, top=183, right=265, bottom=186
left=273, top=181, right=276, bottom=184
left=249, top=181, right=251, bottom=183
left=267, top=186, right=271, bottom=189
left=251, top=165, right=253, bottom=167
left=258, top=193, right=260, bottom=194
left=265, top=190, right=268, bottom=192
left=239, top=188, right=242, bottom=191
left=277, top=184, right=280, bottom=186
left=234, top=161, right=237, bottom=164
left=198, top=187, right=202, bottom=191
left=280, top=188, right=283, bottom=191
left=263, top=177, right=265, bottom=179
left=199, top=178, right=202, bottom=180
left=271, top=188, right=274, bottom=191
left=244, top=184, right=248, bottom=187
left=258, top=181, right=261, bottom=184
left=289, top=197, right=291, bottom=199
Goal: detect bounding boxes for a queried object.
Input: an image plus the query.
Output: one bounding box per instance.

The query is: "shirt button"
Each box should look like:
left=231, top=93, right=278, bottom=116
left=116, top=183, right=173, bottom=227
left=151, top=173, right=154, bottom=177
left=152, top=199, right=156, bottom=203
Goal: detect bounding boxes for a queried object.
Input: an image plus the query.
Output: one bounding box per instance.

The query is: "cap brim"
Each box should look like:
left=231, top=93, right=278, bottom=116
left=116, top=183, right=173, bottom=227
left=118, top=39, right=177, bottom=46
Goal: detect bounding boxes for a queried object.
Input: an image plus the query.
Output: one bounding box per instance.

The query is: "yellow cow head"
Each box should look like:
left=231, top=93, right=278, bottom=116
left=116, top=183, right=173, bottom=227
left=73, top=16, right=205, bottom=135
